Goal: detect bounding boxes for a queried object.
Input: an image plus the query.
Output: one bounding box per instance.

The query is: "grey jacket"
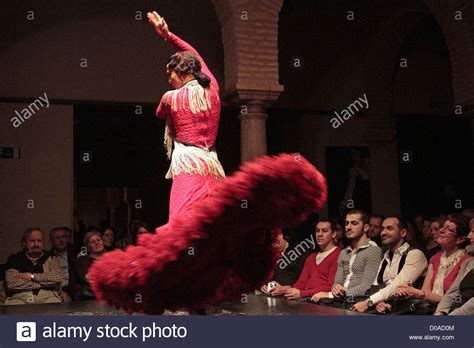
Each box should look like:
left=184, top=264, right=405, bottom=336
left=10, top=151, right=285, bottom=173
left=333, top=240, right=383, bottom=297
left=436, top=257, right=474, bottom=315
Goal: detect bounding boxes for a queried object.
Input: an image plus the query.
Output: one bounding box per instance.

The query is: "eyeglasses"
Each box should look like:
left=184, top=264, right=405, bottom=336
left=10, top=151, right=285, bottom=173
left=439, top=226, right=457, bottom=236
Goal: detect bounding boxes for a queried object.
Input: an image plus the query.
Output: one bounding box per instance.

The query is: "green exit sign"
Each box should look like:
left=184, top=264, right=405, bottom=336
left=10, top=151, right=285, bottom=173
left=0, top=147, right=21, bottom=159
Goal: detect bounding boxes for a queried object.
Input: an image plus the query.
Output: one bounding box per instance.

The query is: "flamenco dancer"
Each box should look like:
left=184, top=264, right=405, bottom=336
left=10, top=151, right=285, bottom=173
left=88, top=11, right=328, bottom=314
left=150, top=11, right=225, bottom=221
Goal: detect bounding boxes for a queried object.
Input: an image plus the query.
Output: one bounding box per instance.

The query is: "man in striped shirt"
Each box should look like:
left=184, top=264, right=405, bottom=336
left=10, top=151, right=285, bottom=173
left=314, top=209, right=382, bottom=308
left=4, top=228, right=62, bottom=305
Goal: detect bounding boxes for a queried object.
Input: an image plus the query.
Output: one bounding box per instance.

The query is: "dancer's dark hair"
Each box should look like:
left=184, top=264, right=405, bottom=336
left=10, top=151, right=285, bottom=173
left=166, top=51, right=211, bottom=88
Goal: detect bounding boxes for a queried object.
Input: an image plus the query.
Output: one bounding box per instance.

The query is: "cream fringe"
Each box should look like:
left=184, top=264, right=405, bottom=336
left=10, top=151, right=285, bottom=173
left=165, top=140, right=226, bottom=180
left=163, top=79, right=214, bottom=162
left=170, top=79, right=212, bottom=114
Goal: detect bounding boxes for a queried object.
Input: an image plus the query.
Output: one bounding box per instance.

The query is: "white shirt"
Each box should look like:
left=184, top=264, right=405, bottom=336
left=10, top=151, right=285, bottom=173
left=53, top=251, right=69, bottom=287
left=316, top=246, right=338, bottom=265
left=369, top=242, right=427, bottom=304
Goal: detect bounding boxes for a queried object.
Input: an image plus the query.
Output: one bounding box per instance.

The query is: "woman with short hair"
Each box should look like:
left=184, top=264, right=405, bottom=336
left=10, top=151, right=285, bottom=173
left=75, top=232, right=106, bottom=300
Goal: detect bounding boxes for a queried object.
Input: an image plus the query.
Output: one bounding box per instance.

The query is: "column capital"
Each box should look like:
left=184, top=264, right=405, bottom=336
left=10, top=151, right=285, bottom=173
left=225, top=85, right=283, bottom=104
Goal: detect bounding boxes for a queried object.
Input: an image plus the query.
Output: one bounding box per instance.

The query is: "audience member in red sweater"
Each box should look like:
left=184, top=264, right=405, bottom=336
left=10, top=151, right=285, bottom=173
left=281, top=219, right=341, bottom=299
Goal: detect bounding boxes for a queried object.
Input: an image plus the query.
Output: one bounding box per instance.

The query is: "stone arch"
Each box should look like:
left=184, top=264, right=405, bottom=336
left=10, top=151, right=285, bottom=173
left=211, top=0, right=284, bottom=95
left=211, top=0, right=285, bottom=162
left=365, top=0, right=474, bottom=117
left=422, top=0, right=474, bottom=110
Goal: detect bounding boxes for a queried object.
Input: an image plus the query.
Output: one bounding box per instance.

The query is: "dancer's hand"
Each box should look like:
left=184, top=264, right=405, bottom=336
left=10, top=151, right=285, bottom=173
left=147, top=11, right=170, bottom=39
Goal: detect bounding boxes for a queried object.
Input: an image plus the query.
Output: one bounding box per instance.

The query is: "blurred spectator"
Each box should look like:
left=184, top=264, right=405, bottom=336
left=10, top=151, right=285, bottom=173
left=130, top=221, right=152, bottom=246
left=414, top=215, right=424, bottom=235
left=405, top=220, right=425, bottom=251
left=423, top=218, right=441, bottom=260
left=4, top=228, right=62, bottom=305
left=260, top=229, right=310, bottom=295
left=49, top=227, right=77, bottom=302
left=421, top=219, right=431, bottom=241
left=332, top=220, right=346, bottom=248
left=392, top=214, right=471, bottom=314
left=467, top=217, right=474, bottom=255
left=101, top=227, right=116, bottom=251
left=75, top=231, right=106, bottom=300
left=368, top=214, right=384, bottom=247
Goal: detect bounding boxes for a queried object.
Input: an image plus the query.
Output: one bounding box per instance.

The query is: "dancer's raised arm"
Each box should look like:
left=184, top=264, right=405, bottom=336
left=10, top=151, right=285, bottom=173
left=147, top=11, right=217, bottom=89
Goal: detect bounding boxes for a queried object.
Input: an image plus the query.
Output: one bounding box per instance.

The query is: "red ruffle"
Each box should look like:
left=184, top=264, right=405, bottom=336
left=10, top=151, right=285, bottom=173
left=88, top=153, right=327, bottom=314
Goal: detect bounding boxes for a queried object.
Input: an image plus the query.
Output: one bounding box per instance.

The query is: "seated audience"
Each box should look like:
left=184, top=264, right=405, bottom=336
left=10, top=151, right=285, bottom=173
left=392, top=213, right=471, bottom=314
left=272, top=219, right=340, bottom=300
left=368, top=214, right=384, bottom=247
left=130, top=221, right=152, bottom=246
left=75, top=231, right=106, bottom=300
left=424, top=217, right=441, bottom=260
left=421, top=218, right=431, bottom=241
left=49, top=227, right=77, bottom=302
left=414, top=215, right=425, bottom=235
left=350, top=217, right=427, bottom=313
left=435, top=226, right=474, bottom=315
left=405, top=220, right=425, bottom=251
left=101, top=227, right=116, bottom=251
left=4, top=228, right=62, bottom=305
left=467, top=217, right=474, bottom=255
left=332, top=220, right=346, bottom=248
left=314, top=210, right=383, bottom=308
left=260, top=229, right=310, bottom=295
left=77, top=226, right=101, bottom=257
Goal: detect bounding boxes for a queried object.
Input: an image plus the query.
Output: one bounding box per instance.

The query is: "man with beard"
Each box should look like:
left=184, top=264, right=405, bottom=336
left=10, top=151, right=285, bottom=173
left=315, top=210, right=382, bottom=308
left=368, top=214, right=384, bottom=247
left=351, top=216, right=427, bottom=313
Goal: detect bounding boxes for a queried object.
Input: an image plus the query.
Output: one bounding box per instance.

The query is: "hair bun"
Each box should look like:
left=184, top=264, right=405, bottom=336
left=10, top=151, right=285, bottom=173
left=193, top=71, right=211, bottom=88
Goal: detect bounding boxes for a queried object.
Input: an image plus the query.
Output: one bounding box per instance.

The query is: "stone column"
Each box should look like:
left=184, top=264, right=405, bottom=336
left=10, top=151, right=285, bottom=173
left=235, top=89, right=282, bottom=162
left=239, top=101, right=268, bottom=162
left=211, top=0, right=285, bottom=163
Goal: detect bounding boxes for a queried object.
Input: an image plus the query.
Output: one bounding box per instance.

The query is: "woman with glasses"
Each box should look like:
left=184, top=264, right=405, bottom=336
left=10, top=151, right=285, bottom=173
left=391, top=214, right=471, bottom=314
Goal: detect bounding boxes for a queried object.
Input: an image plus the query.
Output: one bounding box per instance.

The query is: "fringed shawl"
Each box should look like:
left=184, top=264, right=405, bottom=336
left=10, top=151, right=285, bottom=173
left=163, top=79, right=224, bottom=179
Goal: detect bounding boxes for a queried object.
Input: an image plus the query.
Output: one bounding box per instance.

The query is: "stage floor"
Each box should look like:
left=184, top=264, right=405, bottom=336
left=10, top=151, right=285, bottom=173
left=0, top=293, right=360, bottom=316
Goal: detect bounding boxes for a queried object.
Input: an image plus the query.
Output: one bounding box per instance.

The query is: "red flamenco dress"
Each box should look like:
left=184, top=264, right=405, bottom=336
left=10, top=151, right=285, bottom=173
left=88, top=32, right=328, bottom=314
